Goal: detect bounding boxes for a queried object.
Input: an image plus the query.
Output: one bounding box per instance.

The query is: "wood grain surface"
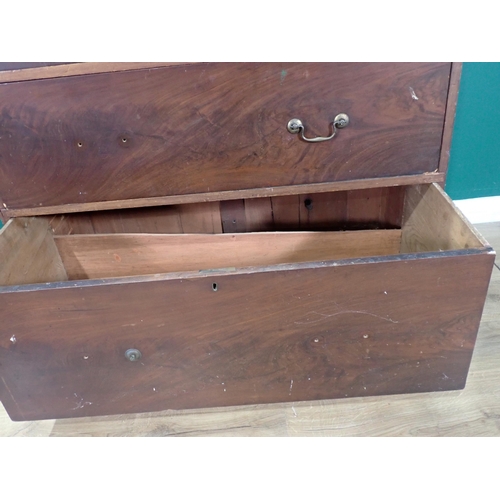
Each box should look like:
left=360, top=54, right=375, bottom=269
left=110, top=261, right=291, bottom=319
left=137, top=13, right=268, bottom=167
left=48, top=186, right=405, bottom=236
left=54, top=230, right=402, bottom=279
left=0, top=172, right=444, bottom=219
left=0, top=63, right=451, bottom=212
left=0, top=249, right=493, bottom=421
left=0, top=63, right=189, bottom=83
left=438, top=63, right=463, bottom=182
left=401, top=183, right=486, bottom=253
left=1, top=222, right=497, bottom=436
left=0, top=217, right=67, bottom=286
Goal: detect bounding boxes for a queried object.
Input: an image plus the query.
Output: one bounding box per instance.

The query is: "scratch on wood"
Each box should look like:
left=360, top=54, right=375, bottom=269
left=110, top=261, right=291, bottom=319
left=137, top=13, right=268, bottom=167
left=289, top=379, right=294, bottom=395
left=72, top=393, right=93, bottom=410
left=294, top=310, right=399, bottom=325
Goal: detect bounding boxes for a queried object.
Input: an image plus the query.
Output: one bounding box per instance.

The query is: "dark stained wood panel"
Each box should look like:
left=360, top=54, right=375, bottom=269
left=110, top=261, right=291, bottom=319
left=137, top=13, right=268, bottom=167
left=438, top=63, right=462, bottom=182
left=0, top=251, right=493, bottom=421
left=0, top=63, right=451, bottom=212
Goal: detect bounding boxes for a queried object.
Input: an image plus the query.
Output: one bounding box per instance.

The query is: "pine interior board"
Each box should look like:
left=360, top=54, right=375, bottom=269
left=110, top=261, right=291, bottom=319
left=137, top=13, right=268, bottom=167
left=0, top=217, right=68, bottom=286
left=298, top=192, right=347, bottom=230
left=346, top=188, right=387, bottom=228
left=271, top=195, right=301, bottom=230
left=400, top=184, right=486, bottom=253
left=54, top=229, right=403, bottom=280
left=244, top=198, right=274, bottom=232
left=178, top=202, right=222, bottom=234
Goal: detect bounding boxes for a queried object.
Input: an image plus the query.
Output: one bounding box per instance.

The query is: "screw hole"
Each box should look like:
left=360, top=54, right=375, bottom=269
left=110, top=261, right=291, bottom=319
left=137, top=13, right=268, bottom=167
left=77, top=142, right=83, bottom=148
left=122, top=137, right=127, bottom=143
left=212, top=283, right=218, bottom=292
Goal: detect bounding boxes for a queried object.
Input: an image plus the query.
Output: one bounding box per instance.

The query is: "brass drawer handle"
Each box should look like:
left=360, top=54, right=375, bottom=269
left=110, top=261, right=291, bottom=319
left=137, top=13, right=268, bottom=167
left=287, top=113, right=349, bottom=143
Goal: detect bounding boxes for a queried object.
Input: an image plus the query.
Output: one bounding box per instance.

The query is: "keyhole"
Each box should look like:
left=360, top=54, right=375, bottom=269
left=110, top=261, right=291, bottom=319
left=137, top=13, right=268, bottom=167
left=212, top=283, right=218, bottom=292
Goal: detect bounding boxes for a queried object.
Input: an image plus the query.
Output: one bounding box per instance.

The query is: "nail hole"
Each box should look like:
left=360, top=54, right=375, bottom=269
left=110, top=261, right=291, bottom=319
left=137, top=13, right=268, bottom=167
left=212, top=283, right=218, bottom=292
left=122, top=137, right=127, bottom=143
left=77, top=142, right=83, bottom=148
left=304, top=198, right=313, bottom=210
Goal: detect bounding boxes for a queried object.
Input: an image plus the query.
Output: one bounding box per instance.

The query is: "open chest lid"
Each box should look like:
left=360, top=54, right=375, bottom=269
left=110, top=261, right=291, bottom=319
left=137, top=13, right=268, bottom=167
left=0, top=62, right=460, bottom=218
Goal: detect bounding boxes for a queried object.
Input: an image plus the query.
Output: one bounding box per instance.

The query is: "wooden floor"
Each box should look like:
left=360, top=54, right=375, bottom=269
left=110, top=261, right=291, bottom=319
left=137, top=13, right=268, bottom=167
left=1, top=221, right=499, bottom=437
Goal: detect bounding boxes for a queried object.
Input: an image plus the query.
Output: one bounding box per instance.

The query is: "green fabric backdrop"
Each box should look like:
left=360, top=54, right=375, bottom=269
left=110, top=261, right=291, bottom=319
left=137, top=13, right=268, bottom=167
left=445, top=62, right=500, bottom=200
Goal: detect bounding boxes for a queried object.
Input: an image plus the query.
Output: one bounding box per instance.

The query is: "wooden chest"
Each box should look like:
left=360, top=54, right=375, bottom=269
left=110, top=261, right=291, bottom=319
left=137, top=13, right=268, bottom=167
left=0, top=62, right=495, bottom=421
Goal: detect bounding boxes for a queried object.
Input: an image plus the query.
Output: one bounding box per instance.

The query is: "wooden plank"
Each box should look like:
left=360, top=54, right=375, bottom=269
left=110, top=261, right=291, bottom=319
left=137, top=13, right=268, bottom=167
left=179, top=202, right=222, bottom=234
left=0, top=217, right=68, bottom=286
left=438, top=63, right=463, bottom=182
left=0, top=251, right=493, bottom=421
left=220, top=200, right=246, bottom=233
left=379, top=186, right=406, bottom=228
left=0, top=62, right=192, bottom=84
left=271, top=195, right=300, bottom=230
left=0, top=172, right=445, bottom=219
left=298, top=192, right=348, bottom=230
left=401, top=183, right=488, bottom=253
left=90, top=206, right=184, bottom=235
left=346, top=188, right=385, bottom=228
left=0, top=63, right=450, bottom=212
left=51, top=205, right=224, bottom=236
left=49, top=214, right=95, bottom=235
left=54, top=230, right=403, bottom=280
left=244, top=198, right=274, bottom=232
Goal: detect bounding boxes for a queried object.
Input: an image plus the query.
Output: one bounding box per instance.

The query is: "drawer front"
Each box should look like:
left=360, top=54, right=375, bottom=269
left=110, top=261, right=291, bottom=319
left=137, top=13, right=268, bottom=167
left=0, top=62, right=450, bottom=213
left=0, top=251, right=492, bottom=421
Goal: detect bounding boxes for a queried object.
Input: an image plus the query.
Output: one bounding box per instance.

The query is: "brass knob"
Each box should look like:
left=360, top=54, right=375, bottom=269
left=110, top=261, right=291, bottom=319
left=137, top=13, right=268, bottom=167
left=125, top=348, right=142, bottom=362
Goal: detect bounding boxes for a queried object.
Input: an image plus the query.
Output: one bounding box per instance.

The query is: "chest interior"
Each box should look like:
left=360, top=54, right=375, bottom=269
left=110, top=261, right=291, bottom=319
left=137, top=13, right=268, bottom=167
left=0, top=183, right=488, bottom=288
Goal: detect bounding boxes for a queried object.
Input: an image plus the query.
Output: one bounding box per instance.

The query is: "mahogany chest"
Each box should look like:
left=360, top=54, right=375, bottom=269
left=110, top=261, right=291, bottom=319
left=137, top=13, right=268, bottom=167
left=0, top=62, right=495, bottom=420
